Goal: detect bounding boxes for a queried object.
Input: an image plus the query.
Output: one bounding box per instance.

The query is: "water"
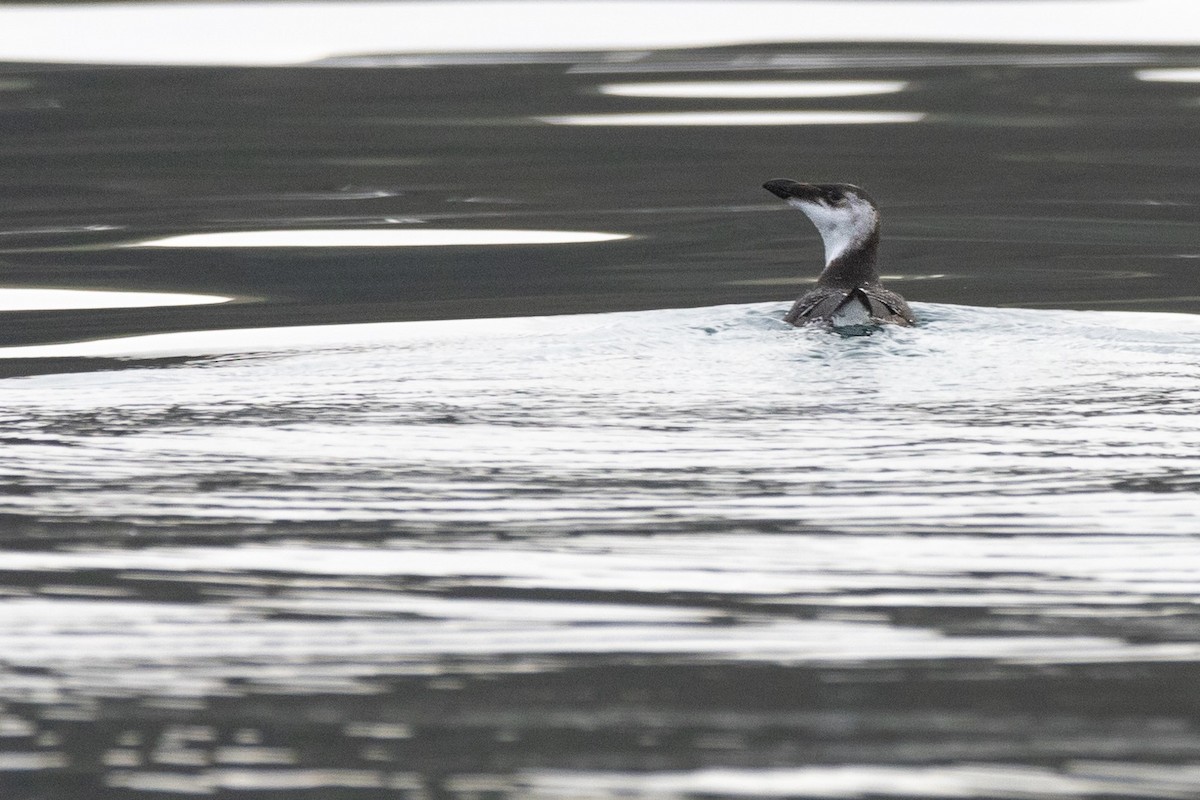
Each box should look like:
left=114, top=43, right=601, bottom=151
left=5, top=302, right=1200, bottom=797
left=4, top=2, right=1200, bottom=797
left=6, top=301, right=1200, bottom=535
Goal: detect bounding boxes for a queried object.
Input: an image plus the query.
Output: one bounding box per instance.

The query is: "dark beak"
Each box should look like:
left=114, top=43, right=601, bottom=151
left=763, top=179, right=818, bottom=201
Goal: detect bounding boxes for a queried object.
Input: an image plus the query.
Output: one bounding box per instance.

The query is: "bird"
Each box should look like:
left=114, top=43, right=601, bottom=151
left=762, top=179, right=915, bottom=329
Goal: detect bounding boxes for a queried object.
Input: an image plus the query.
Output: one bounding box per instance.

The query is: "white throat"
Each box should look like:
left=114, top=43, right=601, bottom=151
left=788, top=197, right=877, bottom=265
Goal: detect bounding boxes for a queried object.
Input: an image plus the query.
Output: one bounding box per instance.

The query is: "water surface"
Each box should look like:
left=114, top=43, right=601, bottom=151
left=3, top=5, right=1200, bottom=798
left=5, top=301, right=1200, bottom=798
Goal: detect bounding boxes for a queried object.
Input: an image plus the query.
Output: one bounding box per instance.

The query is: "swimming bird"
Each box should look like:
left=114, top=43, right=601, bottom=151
left=762, top=179, right=915, bottom=329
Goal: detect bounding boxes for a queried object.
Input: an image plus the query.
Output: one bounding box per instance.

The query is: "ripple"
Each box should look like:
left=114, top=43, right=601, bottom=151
left=519, top=762, right=1200, bottom=799
left=3, top=302, right=1200, bottom=537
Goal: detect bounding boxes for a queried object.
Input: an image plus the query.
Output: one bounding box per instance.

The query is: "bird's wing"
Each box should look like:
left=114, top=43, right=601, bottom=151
left=784, top=286, right=916, bottom=327
left=861, top=286, right=916, bottom=325
left=783, top=287, right=849, bottom=325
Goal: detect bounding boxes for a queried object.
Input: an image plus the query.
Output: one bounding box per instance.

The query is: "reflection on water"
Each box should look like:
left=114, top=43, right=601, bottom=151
left=4, top=7, right=1200, bottom=798
left=0, top=288, right=229, bottom=311
left=521, top=764, right=1200, bottom=799
left=0, top=1, right=1197, bottom=65
left=1137, top=68, right=1200, bottom=82
left=538, top=110, right=927, bottom=125
left=5, top=301, right=1200, bottom=534
left=128, top=229, right=631, bottom=248
left=597, top=80, right=910, bottom=97
left=4, top=302, right=1200, bottom=797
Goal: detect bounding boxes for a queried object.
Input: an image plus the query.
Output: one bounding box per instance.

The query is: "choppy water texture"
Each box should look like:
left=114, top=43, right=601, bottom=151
left=4, top=4, right=1200, bottom=798
left=5, top=302, right=1200, bottom=798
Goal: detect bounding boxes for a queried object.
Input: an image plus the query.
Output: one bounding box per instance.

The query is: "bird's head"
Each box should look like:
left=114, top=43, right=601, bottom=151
left=763, top=179, right=880, bottom=266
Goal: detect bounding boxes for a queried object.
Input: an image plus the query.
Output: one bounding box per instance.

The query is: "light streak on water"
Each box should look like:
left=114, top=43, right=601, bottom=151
left=597, top=80, right=910, bottom=98
left=538, top=111, right=927, bottom=126
left=127, top=229, right=630, bottom=248
left=0, top=288, right=230, bottom=311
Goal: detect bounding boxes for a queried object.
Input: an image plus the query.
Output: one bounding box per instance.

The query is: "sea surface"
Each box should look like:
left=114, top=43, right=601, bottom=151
left=3, top=2, right=1200, bottom=798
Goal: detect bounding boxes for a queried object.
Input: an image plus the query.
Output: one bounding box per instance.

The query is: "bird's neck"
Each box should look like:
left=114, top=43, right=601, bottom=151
left=816, top=228, right=880, bottom=289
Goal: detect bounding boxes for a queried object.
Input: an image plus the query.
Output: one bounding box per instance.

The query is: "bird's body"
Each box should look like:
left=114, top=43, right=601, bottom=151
left=762, top=179, right=915, bottom=329
left=783, top=285, right=913, bottom=327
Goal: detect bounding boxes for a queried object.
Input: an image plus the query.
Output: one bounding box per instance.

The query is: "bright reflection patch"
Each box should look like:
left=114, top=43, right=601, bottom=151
left=522, top=763, right=1183, bottom=798
left=539, top=111, right=925, bottom=126
left=599, top=80, right=909, bottom=98
left=0, top=2, right=1195, bottom=66
left=128, top=230, right=630, bottom=248
left=0, top=288, right=230, bottom=312
left=1135, top=68, right=1200, bottom=82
